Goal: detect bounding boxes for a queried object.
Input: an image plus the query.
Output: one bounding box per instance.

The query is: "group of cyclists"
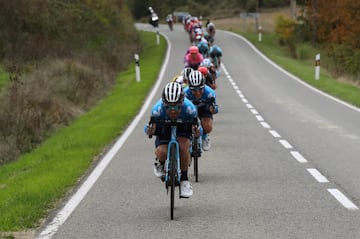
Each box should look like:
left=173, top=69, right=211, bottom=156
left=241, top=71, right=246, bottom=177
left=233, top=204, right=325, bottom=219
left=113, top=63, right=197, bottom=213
left=145, top=12, right=223, bottom=198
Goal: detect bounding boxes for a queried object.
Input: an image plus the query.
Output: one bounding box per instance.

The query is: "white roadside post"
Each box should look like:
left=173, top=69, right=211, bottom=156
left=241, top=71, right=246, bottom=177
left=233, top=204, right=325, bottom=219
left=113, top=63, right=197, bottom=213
left=258, top=26, right=262, bottom=42
left=134, top=54, right=140, bottom=82
left=315, top=53, right=320, bottom=80
left=156, top=28, right=160, bottom=45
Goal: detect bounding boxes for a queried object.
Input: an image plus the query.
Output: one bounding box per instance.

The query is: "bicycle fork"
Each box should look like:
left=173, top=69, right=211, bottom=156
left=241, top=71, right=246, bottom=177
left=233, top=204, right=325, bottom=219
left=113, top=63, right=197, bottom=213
left=165, top=126, right=181, bottom=192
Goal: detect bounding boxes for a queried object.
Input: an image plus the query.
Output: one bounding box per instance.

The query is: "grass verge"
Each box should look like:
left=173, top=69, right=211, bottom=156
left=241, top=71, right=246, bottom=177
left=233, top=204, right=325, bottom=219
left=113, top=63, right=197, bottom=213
left=0, top=30, right=166, bottom=233
left=0, top=66, right=9, bottom=91
left=237, top=31, right=360, bottom=107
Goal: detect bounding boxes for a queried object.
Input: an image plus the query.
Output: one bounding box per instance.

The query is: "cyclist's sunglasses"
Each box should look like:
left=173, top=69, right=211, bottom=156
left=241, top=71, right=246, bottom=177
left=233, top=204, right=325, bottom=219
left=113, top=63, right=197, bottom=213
left=164, top=104, right=181, bottom=111
left=190, top=86, right=204, bottom=92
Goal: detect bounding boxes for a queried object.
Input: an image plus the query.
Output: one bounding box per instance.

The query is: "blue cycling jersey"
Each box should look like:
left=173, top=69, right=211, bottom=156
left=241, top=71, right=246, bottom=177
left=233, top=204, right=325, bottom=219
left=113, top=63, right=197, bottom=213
left=184, top=85, right=217, bottom=106
left=150, top=97, right=197, bottom=120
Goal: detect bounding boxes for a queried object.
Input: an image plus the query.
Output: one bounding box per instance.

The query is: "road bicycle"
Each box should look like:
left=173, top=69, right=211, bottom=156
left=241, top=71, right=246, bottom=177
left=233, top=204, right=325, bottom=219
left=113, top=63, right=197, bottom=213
left=190, top=119, right=202, bottom=182
left=190, top=97, right=217, bottom=182
left=148, top=116, right=198, bottom=220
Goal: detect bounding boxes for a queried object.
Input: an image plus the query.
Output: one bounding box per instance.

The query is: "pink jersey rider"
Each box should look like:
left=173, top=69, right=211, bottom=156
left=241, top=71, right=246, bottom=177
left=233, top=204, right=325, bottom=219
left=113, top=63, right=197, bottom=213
left=184, top=46, right=203, bottom=70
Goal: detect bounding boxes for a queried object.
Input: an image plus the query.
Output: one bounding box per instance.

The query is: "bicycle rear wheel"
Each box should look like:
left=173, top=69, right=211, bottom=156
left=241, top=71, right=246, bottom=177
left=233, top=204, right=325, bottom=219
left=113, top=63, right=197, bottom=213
left=192, top=138, right=200, bottom=182
left=194, top=156, right=198, bottom=182
left=169, top=144, right=176, bottom=220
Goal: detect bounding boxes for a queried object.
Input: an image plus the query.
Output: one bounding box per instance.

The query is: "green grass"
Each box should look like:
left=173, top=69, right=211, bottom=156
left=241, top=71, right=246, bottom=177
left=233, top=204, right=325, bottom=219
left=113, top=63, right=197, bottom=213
left=0, top=30, right=166, bottom=232
left=0, top=66, right=9, bottom=91
left=239, top=32, right=360, bottom=107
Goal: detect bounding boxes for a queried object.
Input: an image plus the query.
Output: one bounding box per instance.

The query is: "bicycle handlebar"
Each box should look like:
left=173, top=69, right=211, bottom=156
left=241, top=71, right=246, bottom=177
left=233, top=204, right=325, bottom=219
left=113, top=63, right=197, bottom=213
left=192, top=97, right=215, bottom=107
left=148, top=116, right=198, bottom=138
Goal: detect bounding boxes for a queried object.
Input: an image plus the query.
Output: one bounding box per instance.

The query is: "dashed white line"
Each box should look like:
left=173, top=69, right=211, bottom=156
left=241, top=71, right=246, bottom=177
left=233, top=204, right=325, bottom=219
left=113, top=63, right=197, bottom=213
left=307, top=168, right=329, bottom=183
left=327, top=189, right=359, bottom=210
left=221, top=44, right=360, bottom=213
left=250, top=109, right=259, bottom=114
left=279, top=139, right=293, bottom=149
left=256, top=115, right=264, bottom=121
left=290, top=151, right=308, bottom=163
left=260, top=122, right=271, bottom=129
left=246, top=103, right=253, bottom=108
left=269, top=130, right=281, bottom=138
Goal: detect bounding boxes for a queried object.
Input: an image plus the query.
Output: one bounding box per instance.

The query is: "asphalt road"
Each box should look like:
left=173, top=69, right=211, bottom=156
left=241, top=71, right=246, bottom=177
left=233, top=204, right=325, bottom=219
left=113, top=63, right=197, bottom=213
left=37, top=23, right=360, bottom=239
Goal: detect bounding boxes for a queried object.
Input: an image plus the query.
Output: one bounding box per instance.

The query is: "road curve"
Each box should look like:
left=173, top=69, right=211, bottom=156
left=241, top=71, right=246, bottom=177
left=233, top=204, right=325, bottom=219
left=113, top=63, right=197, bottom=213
left=37, top=23, right=360, bottom=239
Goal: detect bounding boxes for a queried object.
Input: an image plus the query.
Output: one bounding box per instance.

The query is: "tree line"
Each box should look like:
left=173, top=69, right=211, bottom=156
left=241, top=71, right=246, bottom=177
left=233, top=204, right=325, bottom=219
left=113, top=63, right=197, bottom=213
left=306, top=0, right=360, bottom=76
left=276, top=0, right=359, bottom=78
left=126, top=0, right=307, bottom=21
left=0, top=0, right=141, bottom=164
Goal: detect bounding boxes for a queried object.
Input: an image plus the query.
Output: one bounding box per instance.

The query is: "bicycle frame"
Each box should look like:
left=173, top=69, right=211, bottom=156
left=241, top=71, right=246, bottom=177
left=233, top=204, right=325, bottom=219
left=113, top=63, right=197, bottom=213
left=164, top=125, right=181, bottom=189
left=148, top=117, right=197, bottom=219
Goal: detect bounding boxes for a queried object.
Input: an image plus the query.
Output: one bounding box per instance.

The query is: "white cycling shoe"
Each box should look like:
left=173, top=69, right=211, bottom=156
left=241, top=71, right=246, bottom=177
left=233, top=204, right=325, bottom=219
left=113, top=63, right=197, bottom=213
left=180, top=180, right=193, bottom=198
left=202, top=134, right=211, bottom=151
left=153, top=159, right=165, bottom=178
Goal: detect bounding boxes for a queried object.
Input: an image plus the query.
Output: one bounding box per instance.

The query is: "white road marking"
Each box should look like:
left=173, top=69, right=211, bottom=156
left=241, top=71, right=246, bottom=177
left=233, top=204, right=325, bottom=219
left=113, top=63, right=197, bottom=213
left=290, top=151, right=308, bottom=163
left=221, top=49, right=359, bottom=212
left=260, top=122, right=271, bottom=128
left=279, top=139, right=293, bottom=149
left=307, top=168, right=329, bottom=183
left=246, top=104, right=253, bottom=109
left=250, top=109, right=259, bottom=114
left=38, top=32, right=172, bottom=239
left=256, top=115, right=264, bottom=121
left=327, top=189, right=359, bottom=210
left=269, top=130, right=281, bottom=138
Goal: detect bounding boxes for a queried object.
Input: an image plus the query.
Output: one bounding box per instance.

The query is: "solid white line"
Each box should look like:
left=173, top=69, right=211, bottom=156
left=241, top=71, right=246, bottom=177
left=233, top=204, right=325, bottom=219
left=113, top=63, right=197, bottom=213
left=279, top=139, right=293, bottom=149
left=327, top=189, right=359, bottom=210
left=269, top=130, right=281, bottom=138
left=222, top=30, right=360, bottom=113
left=307, top=168, right=329, bottom=183
left=37, top=33, right=172, bottom=239
left=290, top=151, right=308, bottom=163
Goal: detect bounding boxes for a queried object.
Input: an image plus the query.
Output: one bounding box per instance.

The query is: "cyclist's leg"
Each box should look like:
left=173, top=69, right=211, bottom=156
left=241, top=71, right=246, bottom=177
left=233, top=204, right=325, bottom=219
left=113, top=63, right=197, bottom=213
left=154, top=127, right=171, bottom=162
left=155, top=144, right=168, bottom=162
left=178, top=137, right=191, bottom=172
left=201, top=117, right=213, bottom=134
left=198, top=106, right=214, bottom=134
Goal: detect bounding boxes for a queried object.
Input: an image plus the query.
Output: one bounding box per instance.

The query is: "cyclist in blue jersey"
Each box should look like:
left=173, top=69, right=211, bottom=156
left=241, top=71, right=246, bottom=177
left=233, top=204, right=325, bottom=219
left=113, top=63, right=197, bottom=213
left=184, top=71, right=218, bottom=151
left=209, top=44, right=223, bottom=70
left=145, top=82, right=200, bottom=198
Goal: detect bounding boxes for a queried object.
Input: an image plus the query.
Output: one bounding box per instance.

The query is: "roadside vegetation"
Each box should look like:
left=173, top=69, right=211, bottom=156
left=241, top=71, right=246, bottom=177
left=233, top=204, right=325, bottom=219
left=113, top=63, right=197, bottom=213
left=0, top=31, right=166, bottom=236
left=0, top=1, right=140, bottom=164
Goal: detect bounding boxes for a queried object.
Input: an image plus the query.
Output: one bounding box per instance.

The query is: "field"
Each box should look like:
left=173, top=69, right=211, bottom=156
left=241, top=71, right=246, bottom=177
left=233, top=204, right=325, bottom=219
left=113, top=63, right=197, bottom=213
left=214, top=7, right=297, bottom=33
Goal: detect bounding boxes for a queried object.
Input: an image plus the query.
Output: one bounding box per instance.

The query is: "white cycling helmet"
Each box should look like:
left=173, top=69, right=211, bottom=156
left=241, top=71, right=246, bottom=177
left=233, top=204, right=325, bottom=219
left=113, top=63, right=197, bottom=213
left=162, top=82, right=184, bottom=104
left=182, top=67, right=193, bottom=79
left=188, top=70, right=205, bottom=88
left=200, top=58, right=212, bottom=68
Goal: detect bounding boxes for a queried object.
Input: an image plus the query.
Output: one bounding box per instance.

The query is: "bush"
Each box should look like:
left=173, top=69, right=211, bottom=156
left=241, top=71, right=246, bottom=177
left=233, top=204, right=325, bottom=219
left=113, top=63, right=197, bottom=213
left=0, top=58, right=115, bottom=164
left=275, top=15, right=297, bottom=58
left=296, top=43, right=313, bottom=60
